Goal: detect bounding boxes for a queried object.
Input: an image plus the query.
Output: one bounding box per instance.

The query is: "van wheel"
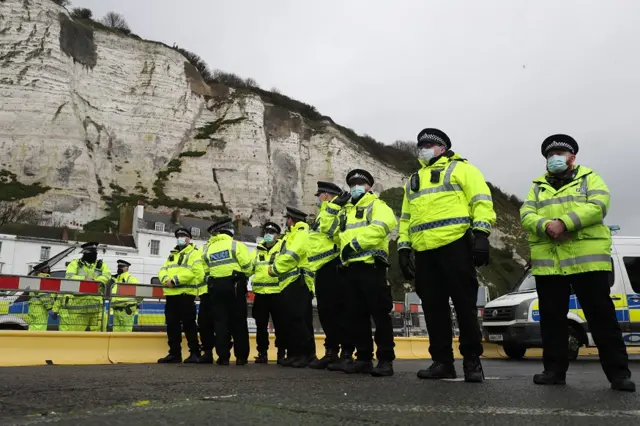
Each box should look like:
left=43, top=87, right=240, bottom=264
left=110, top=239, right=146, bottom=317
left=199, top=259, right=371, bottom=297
left=568, top=326, right=581, bottom=361
left=503, top=344, right=526, bottom=360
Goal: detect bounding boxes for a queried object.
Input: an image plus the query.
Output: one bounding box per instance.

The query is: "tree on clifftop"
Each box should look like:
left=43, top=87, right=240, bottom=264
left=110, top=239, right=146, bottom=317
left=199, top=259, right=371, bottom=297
left=100, top=12, right=131, bottom=34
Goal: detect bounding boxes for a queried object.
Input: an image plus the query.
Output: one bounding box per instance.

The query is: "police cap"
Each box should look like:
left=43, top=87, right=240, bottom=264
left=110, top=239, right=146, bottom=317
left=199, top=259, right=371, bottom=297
left=416, top=128, right=451, bottom=150
left=206, top=218, right=234, bottom=235
left=262, top=221, right=281, bottom=234
left=314, top=181, right=342, bottom=196
left=346, top=169, right=374, bottom=186
left=80, top=242, right=99, bottom=253
left=174, top=227, right=192, bottom=238
left=283, top=206, right=308, bottom=222
left=541, top=134, right=579, bottom=158
left=117, top=259, right=131, bottom=267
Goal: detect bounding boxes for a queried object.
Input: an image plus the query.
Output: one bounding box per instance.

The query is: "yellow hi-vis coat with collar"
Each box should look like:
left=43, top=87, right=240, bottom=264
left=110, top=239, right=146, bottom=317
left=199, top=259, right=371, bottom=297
left=398, top=153, right=496, bottom=252
left=158, top=244, right=205, bottom=297
left=324, top=192, right=398, bottom=266
left=520, top=165, right=612, bottom=276
left=53, top=259, right=111, bottom=313
left=111, top=271, right=141, bottom=309
left=201, top=234, right=253, bottom=290
left=307, top=198, right=341, bottom=272
left=251, top=239, right=284, bottom=295
left=272, top=222, right=312, bottom=292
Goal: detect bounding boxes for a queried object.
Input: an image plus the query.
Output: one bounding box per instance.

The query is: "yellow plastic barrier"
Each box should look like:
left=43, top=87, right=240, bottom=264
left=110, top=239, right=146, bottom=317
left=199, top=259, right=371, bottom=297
left=0, top=330, right=111, bottom=366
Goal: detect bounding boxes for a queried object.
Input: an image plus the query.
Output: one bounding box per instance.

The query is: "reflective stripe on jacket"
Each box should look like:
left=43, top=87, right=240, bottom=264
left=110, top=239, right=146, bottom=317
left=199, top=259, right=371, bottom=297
left=201, top=234, right=253, bottom=295
left=324, top=191, right=397, bottom=266
left=307, top=198, right=340, bottom=272
left=158, top=244, right=205, bottom=297
left=28, top=272, right=56, bottom=310
left=111, top=271, right=141, bottom=308
left=251, top=239, right=283, bottom=295
left=398, top=152, right=496, bottom=252
left=520, top=165, right=612, bottom=276
left=272, top=222, right=310, bottom=291
left=52, top=259, right=111, bottom=312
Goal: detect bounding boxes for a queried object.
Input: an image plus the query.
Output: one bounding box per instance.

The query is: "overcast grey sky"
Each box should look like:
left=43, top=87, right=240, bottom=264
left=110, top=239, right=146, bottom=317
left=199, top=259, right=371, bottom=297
left=74, top=0, right=640, bottom=234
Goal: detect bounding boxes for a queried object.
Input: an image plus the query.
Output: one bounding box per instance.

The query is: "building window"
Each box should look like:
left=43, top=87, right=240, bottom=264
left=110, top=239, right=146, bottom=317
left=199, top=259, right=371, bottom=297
left=154, top=222, right=165, bottom=232
left=191, top=227, right=200, bottom=238
left=150, top=239, right=160, bottom=256
left=623, top=257, right=640, bottom=293
left=40, top=246, right=51, bottom=261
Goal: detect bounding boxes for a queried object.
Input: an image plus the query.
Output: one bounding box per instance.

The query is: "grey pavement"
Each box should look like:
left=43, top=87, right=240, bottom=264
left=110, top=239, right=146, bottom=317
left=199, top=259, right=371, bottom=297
left=1, top=358, right=639, bottom=425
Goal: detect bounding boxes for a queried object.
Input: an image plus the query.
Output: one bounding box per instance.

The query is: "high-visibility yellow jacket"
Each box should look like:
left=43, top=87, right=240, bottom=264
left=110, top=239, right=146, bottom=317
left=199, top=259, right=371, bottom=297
left=398, top=153, right=496, bottom=252
left=201, top=234, right=253, bottom=294
left=251, top=239, right=283, bottom=295
left=272, top=222, right=311, bottom=291
left=111, top=271, right=141, bottom=308
left=307, top=197, right=340, bottom=273
left=54, top=259, right=111, bottom=312
left=28, top=272, right=56, bottom=310
left=520, top=165, right=612, bottom=276
left=158, top=244, right=205, bottom=297
left=324, top=192, right=398, bottom=266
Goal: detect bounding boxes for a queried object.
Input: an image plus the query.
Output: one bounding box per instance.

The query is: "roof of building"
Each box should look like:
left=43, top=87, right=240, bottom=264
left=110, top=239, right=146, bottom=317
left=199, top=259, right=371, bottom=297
left=140, top=211, right=264, bottom=243
left=0, top=224, right=137, bottom=248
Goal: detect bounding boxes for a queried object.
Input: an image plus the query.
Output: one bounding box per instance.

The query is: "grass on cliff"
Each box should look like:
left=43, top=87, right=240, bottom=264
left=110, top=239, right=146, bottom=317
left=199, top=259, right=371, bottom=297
left=0, top=169, right=50, bottom=202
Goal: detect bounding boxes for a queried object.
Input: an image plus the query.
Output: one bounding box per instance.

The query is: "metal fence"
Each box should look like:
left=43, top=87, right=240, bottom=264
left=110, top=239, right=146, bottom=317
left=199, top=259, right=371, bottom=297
left=0, top=274, right=476, bottom=337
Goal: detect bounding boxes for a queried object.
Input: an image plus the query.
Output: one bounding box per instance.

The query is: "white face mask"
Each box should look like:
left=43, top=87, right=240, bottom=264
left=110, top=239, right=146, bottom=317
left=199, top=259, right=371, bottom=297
left=419, top=147, right=436, bottom=162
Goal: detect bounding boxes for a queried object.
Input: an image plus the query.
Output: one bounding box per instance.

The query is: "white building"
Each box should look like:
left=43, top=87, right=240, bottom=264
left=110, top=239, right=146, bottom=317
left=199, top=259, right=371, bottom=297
left=0, top=204, right=261, bottom=284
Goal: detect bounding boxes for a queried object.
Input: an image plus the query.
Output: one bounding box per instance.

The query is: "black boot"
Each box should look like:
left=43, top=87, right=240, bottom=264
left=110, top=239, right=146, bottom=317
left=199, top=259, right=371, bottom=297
left=327, top=353, right=353, bottom=372
left=279, top=356, right=295, bottom=367
left=417, top=362, right=457, bottom=379
left=183, top=352, right=200, bottom=364
left=371, top=360, right=394, bottom=377
left=197, top=352, right=214, bottom=364
left=157, top=353, right=182, bottom=364
left=216, top=358, right=230, bottom=366
left=291, top=355, right=310, bottom=368
left=533, top=370, right=566, bottom=385
left=344, top=359, right=373, bottom=374
left=611, top=377, right=636, bottom=392
left=309, top=349, right=338, bottom=370
left=236, top=358, right=248, bottom=366
left=463, top=357, right=484, bottom=383
left=254, top=352, right=269, bottom=364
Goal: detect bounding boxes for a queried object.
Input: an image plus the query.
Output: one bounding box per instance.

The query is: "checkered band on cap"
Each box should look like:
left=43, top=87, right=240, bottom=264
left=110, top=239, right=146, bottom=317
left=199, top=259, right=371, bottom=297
left=545, top=141, right=574, bottom=153
left=418, top=133, right=446, bottom=145
left=350, top=173, right=368, bottom=181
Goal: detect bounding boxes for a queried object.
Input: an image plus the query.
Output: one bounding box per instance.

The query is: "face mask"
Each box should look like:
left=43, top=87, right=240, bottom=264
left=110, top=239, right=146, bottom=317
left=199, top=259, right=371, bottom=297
left=263, top=234, right=275, bottom=243
left=418, top=147, right=436, bottom=163
left=547, top=155, right=569, bottom=174
left=117, top=267, right=124, bottom=275
left=316, top=198, right=322, bottom=207
left=82, top=252, right=97, bottom=263
left=350, top=185, right=366, bottom=199
left=176, top=237, right=187, bottom=246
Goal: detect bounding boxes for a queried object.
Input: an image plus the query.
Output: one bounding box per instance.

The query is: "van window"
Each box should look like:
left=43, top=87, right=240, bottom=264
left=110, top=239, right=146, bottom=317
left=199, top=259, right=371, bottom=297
left=622, top=257, right=640, bottom=293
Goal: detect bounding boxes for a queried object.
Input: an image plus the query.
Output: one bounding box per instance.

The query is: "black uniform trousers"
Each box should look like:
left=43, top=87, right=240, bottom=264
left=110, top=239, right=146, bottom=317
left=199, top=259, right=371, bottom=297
left=276, top=276, right=314, bottom=357
left=209, top=276, right=250, bottom=362
left=305, top=285, right=316, bottom=356
left=343, top=261, right=395, bottom=362
left=414, top=233, right=483, bottom=364
left=535, top=271, right=631, bottom=381
left=315, top=257, right=353, bottom=355
left=252, top=292, right=282, bottom=353
left=165, top=294, right=200, bottom=356
left=197, top=292, right=215, bottom=355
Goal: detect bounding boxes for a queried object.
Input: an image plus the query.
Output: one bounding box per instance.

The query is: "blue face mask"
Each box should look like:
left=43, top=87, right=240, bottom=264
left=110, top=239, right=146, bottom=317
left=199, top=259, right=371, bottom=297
left=316, top=198, right=322, bottom=207
left=547, top=155, right=569, bottom=174
left=350, top=185, right=366, bottom=199
left=176, top=237, right=187, bottom=246
left=263, top=234, right=275, bottom=243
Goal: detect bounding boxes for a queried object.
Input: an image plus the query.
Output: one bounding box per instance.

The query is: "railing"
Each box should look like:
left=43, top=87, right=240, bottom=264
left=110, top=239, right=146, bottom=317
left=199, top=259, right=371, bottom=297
left=0, top=274, right=481, bottom=336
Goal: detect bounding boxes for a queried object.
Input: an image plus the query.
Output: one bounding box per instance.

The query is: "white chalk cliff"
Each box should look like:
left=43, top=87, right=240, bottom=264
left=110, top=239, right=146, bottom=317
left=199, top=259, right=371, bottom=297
left=0, top=0, right=406, bottom=226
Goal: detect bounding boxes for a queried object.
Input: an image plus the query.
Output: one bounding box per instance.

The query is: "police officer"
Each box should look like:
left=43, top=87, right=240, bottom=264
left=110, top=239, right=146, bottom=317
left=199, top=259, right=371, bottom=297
left=196, top=243, right=215, bottom=365
left=307, top=181, right=355, bottom=369
left=58, top=242, right=111, bottom=332
left=520, top=134, right=634, bottom=392
left=251, top=222, right=285, bottom=363
left=157, top=228, right=204, bottom=364
left=322, top=169, right=398, bottom=377
left=27, top=261, right=54, bottom=331
left=397, top=128, right=496, bottom=383
left=202, top=218, right=253, bottom=366
left=268, top=206, right=314, bottom=368
left=110, top=260, right=141, bottom=332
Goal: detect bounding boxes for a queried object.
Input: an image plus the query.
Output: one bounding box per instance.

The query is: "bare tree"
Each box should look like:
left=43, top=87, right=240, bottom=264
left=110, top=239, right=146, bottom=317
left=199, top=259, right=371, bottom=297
left=0, top=202, right=42, bottom=227
left=100, top=12, right=130, bottom=33
left=392, top=140, right=419, bottom=157
left=71, top=8, right=93, bottom=20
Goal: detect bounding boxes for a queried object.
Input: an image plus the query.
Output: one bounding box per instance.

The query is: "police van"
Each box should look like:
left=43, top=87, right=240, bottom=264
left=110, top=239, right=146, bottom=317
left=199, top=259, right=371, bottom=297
left=481, top=230, right=640, bottom=360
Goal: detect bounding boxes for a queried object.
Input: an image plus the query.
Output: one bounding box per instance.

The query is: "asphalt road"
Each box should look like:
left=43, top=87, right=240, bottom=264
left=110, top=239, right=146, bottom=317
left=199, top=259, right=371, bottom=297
left=1, top=358, right=639, bottom=425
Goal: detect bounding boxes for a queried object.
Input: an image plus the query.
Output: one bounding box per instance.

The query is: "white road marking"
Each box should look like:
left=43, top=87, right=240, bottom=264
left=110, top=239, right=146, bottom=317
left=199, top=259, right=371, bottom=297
left=202, top=394, right=238, bottom=400
left=441, top=377, right=502, bottom=381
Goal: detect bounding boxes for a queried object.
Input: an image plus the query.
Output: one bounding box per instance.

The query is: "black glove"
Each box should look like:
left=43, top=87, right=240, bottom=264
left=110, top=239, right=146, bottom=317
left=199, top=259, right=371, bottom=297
left=472, top=231, right=490, bottom=267
left=333, top=191, right=352, bottom=207
left=125, top=306, right=133, bottom=315
left=398, top=249, right=415, bottom=280
left=341, top=244, right=355, bottom=261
